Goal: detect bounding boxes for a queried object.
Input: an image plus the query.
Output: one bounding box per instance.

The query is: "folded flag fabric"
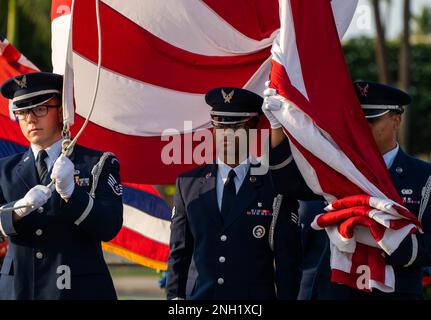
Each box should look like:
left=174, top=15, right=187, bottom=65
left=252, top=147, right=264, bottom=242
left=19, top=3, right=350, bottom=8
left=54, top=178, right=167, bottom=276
left=312, top=195, right=421, bottom=292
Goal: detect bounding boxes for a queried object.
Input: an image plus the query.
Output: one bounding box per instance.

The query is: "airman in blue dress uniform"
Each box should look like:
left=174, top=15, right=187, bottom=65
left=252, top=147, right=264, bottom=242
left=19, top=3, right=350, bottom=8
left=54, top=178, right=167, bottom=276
left=166, top=87, right=302, bottom=300
left=0, top=72, right=123, bottom=299
left=295, top=81, right=431, bottom=299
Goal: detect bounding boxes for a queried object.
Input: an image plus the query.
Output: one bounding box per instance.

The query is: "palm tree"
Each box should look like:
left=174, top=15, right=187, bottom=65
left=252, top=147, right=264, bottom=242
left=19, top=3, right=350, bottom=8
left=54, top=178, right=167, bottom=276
left=371, top=0, right=390, bottom=84
left=413, top=6, right=431, bottom=36
left=6, top=0, right=17, bottom=44
left=398, top=0, right=411, bottom=151
left=2, top=0, right=51, bottom=70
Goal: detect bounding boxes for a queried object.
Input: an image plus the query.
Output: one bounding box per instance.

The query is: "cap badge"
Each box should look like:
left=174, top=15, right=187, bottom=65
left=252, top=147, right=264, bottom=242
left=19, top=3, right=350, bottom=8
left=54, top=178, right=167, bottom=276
left=221, top=89, right=234, bottom=103
left=13, top=75, right=27, bottom=89
left=356, top=83, right=369, bottom=97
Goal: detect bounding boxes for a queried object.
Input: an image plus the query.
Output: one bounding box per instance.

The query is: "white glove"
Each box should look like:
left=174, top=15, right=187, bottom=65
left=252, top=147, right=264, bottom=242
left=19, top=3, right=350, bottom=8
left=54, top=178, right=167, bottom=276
left=14, top=185, right=52, bottom=217
left=51, top=154, right=75, bottom=200
left=262, top=82, right=282, bottom=129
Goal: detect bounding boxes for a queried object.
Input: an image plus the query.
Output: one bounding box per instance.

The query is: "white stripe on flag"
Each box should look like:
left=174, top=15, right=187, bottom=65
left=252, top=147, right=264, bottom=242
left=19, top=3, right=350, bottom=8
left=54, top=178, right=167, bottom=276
left=274, top=101, right=388, bottom=200
left=72, top=53, right=212, bottom=135
left=123, top=204, right=171, bottom=245
left=52, top=13, right=72, bottom=74
left=102, top=0, right=277, bottom=56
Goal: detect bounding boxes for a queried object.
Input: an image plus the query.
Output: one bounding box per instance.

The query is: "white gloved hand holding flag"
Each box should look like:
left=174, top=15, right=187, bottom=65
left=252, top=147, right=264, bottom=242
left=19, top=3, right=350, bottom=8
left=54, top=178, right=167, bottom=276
left=262, top=81, right=282, bottom=129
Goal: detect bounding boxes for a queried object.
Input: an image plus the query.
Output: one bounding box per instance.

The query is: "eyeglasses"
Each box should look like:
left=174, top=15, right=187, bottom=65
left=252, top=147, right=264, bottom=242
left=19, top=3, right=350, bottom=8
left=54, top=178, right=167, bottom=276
left=14, top=105, right=60, bottom=121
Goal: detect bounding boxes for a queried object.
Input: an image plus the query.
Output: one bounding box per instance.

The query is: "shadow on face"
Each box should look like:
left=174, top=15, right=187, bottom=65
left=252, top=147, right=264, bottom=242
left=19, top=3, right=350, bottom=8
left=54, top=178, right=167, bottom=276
left=367, top=112, right=401, bottom=154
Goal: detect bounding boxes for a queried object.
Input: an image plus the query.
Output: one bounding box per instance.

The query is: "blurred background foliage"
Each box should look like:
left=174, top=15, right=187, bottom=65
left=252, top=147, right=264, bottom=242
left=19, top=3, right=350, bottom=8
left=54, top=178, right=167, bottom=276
left=0, top=0, right=52, bottom=70
left=344, top=37, right=431, bottom=156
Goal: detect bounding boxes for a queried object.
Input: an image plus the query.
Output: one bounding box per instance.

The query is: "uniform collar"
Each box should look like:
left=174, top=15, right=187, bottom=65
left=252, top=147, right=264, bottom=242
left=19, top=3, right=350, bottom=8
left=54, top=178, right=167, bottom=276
left=30, top=138, right=63, bottom=163
left=216, top=157, right=250, bottom=183
left=383, top=144, right=399, bottom=169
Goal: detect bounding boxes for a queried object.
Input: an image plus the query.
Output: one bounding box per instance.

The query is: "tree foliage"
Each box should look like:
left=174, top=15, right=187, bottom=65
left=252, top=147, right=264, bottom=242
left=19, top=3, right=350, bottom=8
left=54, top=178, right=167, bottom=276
left=344, top=37, right=431, bottom=156
left=0, top=0, right=51, bottom=70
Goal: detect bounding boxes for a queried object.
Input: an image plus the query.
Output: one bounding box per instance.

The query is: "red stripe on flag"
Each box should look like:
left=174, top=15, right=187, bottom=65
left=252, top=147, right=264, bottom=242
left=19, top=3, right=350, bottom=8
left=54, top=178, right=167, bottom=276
left=284, top=0, right=400, bottom=203
left=51, top=0, right=72, bottom=21
left=202, top=0, right=279, bottom=41
left=285, top=130, right=365, bottom=198
left=0, top=44, right=38, bottom=77
left=331, top=244, right=386, bottom=291
left=0, top=115, right=29, bottom=146
left=109, top=226, right=169, bottom=263
left=72, top=0, right=271, bottom=93
left=270, top=57, right=399, bottom=203
left=71, top=115, right=203, bottom=184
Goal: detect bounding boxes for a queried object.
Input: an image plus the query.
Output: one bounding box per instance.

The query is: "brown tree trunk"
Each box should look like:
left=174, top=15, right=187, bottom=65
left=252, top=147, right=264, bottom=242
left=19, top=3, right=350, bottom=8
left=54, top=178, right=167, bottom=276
left=372, top=0, right=390, bottom=84
left=398, top=0, right=411, bottom=151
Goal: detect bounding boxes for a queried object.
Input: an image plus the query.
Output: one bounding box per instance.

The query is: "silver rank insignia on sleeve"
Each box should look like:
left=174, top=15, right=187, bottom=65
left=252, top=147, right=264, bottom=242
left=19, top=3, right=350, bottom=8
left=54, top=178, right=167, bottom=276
left=291, top=212, right=299, bottom=225
left=108, top=173, right=123, bottom=196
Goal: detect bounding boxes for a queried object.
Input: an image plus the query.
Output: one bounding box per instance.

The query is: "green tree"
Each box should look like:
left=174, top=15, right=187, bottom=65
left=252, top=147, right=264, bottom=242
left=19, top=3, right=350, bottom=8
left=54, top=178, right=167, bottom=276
left=0, top=0, right=51, bottom=70
left=414, top=6, right=431, bottom=36
left=344, top=37, right=431, bottom=157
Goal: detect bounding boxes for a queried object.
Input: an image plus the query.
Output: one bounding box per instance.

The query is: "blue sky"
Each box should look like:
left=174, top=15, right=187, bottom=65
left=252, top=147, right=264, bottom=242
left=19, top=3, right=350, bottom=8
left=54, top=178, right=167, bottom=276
left=344, top=0, right=431, bottom=39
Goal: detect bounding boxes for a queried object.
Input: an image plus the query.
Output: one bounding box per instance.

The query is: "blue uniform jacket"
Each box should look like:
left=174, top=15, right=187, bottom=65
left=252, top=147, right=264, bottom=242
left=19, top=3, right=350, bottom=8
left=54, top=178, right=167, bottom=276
left=0, top=144, right=123, bottom=300
left=166, top=163, right=302, bottom=300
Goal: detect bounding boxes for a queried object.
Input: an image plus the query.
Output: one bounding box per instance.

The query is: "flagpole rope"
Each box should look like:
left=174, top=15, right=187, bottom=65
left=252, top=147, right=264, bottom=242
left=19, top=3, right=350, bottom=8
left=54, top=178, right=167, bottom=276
left=62, top=0, right=102, bottom=157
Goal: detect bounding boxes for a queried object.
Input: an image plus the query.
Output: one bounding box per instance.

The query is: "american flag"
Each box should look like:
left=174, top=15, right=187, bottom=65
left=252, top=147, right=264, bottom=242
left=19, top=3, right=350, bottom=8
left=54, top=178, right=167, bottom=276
left=61, top=0, right=281, bottom=185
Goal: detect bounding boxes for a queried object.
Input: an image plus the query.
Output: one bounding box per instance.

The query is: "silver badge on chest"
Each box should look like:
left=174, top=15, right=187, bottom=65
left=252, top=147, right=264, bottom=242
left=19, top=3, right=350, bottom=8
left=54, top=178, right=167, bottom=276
left=252, top=225, right=265, bottom=239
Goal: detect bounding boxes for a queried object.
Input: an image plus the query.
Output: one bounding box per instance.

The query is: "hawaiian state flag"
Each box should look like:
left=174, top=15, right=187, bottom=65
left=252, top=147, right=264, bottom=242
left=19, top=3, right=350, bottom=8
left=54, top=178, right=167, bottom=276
left=0, top=35, right=40, bottom=129
left=0, top=35, right=39, bottom=151
left=102, top=183, right=171, bottom=270
left=267, top=0, right=420, bottom=292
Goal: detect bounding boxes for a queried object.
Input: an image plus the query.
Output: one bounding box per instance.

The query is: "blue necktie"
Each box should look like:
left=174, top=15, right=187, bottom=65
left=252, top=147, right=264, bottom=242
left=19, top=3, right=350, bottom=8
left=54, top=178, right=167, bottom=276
left=36, top=150, right=49, bottom=185
left=221, top=169, right=237, bottom=220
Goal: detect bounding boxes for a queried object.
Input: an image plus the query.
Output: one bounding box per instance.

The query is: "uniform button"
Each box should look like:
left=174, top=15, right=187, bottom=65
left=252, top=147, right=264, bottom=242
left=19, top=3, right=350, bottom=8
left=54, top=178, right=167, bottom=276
left=217, top=278, right=224, bottom=285
left=37, top=207, right=44, bottom=213
left=36, top=251, right=43, bottom=259
left=219, top=256, right=226, bottom=263
left=396, top=167, right=403, bottom=174
left=35, top=229, right=43, bottom=236
left=220, top=235, right=227, bottom=242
